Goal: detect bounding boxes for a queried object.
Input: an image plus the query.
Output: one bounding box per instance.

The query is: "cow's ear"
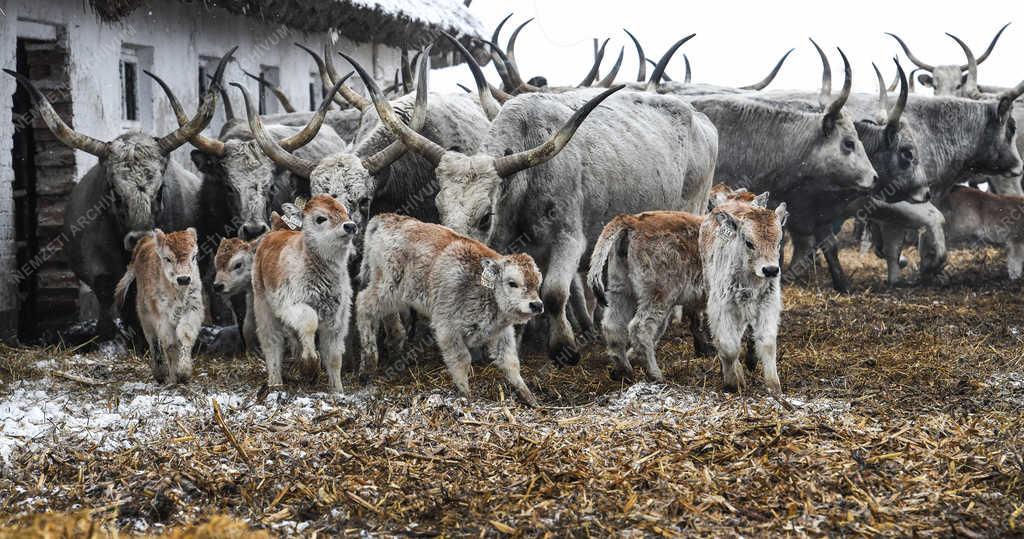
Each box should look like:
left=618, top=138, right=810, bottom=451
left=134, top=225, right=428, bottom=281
left=752, top=192, right=770, bottom=208
left=186, top=227, right=198, bottom=241
left=708, top=192, right=729, bottom=211
left=917, top=73, right=933, bottom=88
left=775, top=202, right=788, bottom=227
left=270, top=211, right=287, bottom=231
left=480, top=258, right=501, bottom=289
left=152, top=228, right=166, bottom=248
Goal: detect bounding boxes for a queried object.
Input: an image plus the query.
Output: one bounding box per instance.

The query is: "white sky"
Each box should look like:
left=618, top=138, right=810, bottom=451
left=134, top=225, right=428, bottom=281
left=432, top=0, right=1024, bottom=94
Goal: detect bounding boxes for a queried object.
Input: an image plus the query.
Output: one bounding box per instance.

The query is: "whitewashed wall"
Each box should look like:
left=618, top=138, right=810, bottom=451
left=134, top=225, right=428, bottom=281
left=0, top=0, right=405, bottom=333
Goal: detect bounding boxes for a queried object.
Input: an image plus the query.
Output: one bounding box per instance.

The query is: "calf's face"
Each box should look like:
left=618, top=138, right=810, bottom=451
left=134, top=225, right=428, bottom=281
left=301, top=195, right=358, bottom=245
left=482, top=253, right=544, bottom=323
left=714, top=199, right=787, bottom=279
left=213, top=238, right=254, bottom=295
left=154, top=228, right=200, bottom=287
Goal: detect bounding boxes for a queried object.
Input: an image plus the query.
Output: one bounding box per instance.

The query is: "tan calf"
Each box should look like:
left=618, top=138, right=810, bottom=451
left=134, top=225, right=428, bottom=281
left=699, top=194, right=787, bottom=394
left=939, top=186, right=1024, bottom=279
left=115, top=228, right=204, bottom=384
left=356, top=214, right=544, bottom=406
left=252, top=195, right=357, bottom=391
left=213, top=237, right=257, bottom=353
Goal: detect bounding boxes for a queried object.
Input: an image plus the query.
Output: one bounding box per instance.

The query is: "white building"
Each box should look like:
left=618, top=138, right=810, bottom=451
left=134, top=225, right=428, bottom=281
left=0, top=0, right=484, bottom=342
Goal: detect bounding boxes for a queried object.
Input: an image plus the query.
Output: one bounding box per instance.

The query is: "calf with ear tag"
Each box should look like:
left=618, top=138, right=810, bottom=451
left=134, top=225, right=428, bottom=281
left=480, top=258, right=500, bottom=289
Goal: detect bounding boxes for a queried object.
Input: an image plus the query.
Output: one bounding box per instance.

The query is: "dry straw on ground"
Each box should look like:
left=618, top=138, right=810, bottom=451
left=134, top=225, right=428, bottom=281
left=1, top=246, right=1023, bottom=537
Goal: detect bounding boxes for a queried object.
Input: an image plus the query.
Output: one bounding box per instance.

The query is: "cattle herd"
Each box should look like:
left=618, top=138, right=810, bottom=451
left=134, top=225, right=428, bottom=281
left=6, top=19, right=1024, bottom=406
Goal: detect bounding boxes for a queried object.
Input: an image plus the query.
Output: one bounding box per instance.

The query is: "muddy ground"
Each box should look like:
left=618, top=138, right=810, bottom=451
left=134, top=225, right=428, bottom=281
left=1, top=246, right=1022, bottom=537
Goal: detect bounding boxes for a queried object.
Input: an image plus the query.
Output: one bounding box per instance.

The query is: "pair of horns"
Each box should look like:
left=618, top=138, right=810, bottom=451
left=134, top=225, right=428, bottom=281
left=4, top=47, right=235, bottom=158
left=243, top=47, right=433, bottom=179
left=242, top=70, right=296, bottom=112
left=342, top=50, right=624, bottom=178
left=807, top=39, right=853, bottom=131
left=440, top=32, right=502, bottom=120
left=886, top=23, right=1010, bottom=73
left=295, top=42, right=371, bottom=111
left=871, top=58, right=909, bottom=140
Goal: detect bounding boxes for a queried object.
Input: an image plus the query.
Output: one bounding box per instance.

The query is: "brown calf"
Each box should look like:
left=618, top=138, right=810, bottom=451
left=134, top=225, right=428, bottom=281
left=939, top=185, right=1024, bottom=279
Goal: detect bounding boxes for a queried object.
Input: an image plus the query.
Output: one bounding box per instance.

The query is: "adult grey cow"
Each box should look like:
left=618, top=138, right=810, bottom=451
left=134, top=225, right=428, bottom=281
left=344, top=53, right=719, bottom=366
left=3, top=48, right=234, bottom=341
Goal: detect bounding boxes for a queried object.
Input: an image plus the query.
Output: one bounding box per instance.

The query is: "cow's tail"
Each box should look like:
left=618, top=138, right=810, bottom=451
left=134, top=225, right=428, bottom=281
left=115, top=265, right=136, bottom=309
left=587, top=217, right=630, bottom=308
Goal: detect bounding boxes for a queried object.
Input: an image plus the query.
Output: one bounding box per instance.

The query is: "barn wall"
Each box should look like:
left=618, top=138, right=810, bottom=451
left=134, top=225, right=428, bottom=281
left=0, top=0, right=405, bottom=337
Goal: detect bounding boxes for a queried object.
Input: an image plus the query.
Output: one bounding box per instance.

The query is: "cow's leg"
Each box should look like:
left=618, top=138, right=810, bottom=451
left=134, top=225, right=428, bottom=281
left=918, top=223, right=948, bottom=279
left=241, top=293, right=258, bottom=356
left=382, top=312, right=407, bottom=358
left=877, top=223, right=907, bottom=285
left=542, top=236, right=587, bottom=366
left=277, top=303, right=320, bottom=380
left=490, top=326, right=538, bottom=407
left=356, top=288, right=382, bottom=382
left=254, top=295, right=285, bottom=387
left=708, top=307, right=745, bottom=392
left=320, top=311, right=349, bottom=393
left=601, top=285, right=635, bottom=378
left=751, top=313, right=782, bottom=395
left=435, top=326, right=473, bottom=398
left=93, top=275, right=119, bottom=341
left=173, top=310, right=202, bottom=384
left=145, top=331, right=169, bottom=384
left=626, top=299, right=672, bottom=382
left=784, top=233, right=817, bottom=281
left=568, top=274, right=594, bottom=337
left=815, top=226, right=850, bottom=293
left=688, top=311, right=715, bottom=358
left=1008, top=242, right=1024, bottom=280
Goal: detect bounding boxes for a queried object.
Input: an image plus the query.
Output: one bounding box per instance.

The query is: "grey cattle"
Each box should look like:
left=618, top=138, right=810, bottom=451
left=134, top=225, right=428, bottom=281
left=2, top=49, right=233, bottom=341
left=346, top=53, right=719, bottom=366
left=887, top=24, right=1009, bottom=96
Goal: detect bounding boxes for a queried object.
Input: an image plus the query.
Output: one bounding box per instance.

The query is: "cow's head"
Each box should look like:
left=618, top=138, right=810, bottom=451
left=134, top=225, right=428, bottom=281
left=480, top=253, right=544, bottom=323
left=153, top=227, right=200, bottom=288
left=213, top=237, right=254, bottom=295
left=238, top=50, right=435, bottom=230
left=301, top=194, right=357, bottom=251
left=343, top=51, right=624, bottom=242
left=967, top=91, right=1024, bottom=181
left=4, top=48, right=233, bottom=246
left=861, top=60, right=930, bottom=203
left=887, top=24, right=1010, bottom=97
left=706, top=193, right=787, bottom=281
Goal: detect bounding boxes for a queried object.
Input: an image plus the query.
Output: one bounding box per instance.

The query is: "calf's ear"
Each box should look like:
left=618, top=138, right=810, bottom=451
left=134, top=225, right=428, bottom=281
left=480, top=258, right=501, bottom=289
left=775, top=202, right=788, bottom=227
left=186, top=227, right=197, bottom=241
left=752, top=191, right=770, bottom=208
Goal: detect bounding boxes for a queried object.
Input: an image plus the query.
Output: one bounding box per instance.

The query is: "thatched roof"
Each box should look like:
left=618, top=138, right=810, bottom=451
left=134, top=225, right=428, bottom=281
left=88, top=0, right=485, bottom=49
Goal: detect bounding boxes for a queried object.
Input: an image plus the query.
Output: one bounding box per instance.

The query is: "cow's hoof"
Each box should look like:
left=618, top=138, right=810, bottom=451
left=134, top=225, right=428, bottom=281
left=722, top=382, right=739, bottom=393
left=549, top=345, right=580, bottom=367
left=608, top=366, right=633, bottom=382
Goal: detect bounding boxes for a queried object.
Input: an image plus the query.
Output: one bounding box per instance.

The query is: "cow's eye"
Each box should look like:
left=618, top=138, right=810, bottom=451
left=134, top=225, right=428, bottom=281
left=507, top=280, right=519, bottom=288
left=164, top=257, right=174, bottom=264
left=744, top=240, right=754, bottom=250
left=233, top=262, right=242, bottom=270
left=316, top=216, right=328, bottom=225
left=842, top=138, right=856, bottom=152
left=900, top=148, right=914, bottom=162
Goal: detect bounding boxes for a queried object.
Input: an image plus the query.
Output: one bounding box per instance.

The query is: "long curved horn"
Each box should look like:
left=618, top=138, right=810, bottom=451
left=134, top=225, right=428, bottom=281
left=946, top=33, right=979, bottom=96
left=908, top=67, right=921, bottom=92
left=243, top=69, right=296, bottom=113
left=647, top=34, right=696, bottom=88
left=5, top=69, right=108, bottom=157
left=296, top=42, right=348, bottom=109
left=645, top=58, right=672, bottom=81
left=155, top=46, right=236, bottom=155
left=361, top=47, right=432, bottom=174
left=624, top=29, right=646, bottom=82
left=489, top=83, right=513, bottom=104
left=578, top=38, right=609, bottom=87
left=885, top=33, right=935, bottom=71
left=683, top=54, right=691, bottom=84
left=489, top=13, right=516, bottom=90
left=973, top=22, right=1011, bottom=66
left=886, top=70, right=899, bottom=93
left=400, top=49, right=413, bottom=94
left=234, top=82, right=316, bottom=178
left=146, top=70, right=225, bottom=156
left=998, top=79, right=1024, bottom=117
left=441, top=31, right=500, bottom=121
left=809, top=38, right=831, bottom=105
left=739, top=48, right=794, bottom=91
left=506, top=18, right=535, bottom=88
left=822, top=48, right=852, bottom=132
left=342, top=52, right=447, bottom=166
left=325, top=45, right=370, bottom=111
left=278, top=71, right=352, bottom=152
left=886, top=59, right=908, bottom=140
left=872, top=62, right=888, bottom=123
left=485, top=39, right=538, bottom=93
left=493, top=85, right=625, bottom=178
left=207, top=74, right=236, bottom=121
left=597, top=47, right=624, bottom=87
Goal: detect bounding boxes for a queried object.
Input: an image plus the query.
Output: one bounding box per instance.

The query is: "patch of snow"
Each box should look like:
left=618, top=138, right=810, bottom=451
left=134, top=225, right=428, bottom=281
left=344, top=0, right=485, bottom=38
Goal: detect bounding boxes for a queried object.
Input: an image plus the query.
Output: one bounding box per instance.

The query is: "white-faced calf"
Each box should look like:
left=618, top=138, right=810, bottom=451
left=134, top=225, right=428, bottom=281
left=251, top=195, right=357, bottom=391
left=213, top=237, right=257, bottom=353
left=356, top=214, right=544, bottom=406
left=115, top=228, right=204, bottom=384
left=939, top=186, right=1024, bottom=279
left=699, top=194, right=788, bottom=394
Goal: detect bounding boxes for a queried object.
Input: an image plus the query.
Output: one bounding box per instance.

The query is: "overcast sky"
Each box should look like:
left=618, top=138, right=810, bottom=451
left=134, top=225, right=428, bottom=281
left=432, top=0, right=1023, bottom=94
